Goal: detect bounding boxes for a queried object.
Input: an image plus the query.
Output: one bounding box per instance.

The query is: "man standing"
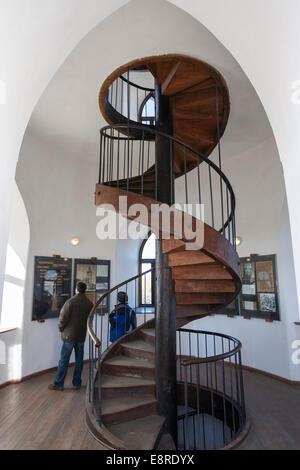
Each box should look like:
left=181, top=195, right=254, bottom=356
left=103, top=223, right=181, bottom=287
left=49, top=282, right=93, bottom=391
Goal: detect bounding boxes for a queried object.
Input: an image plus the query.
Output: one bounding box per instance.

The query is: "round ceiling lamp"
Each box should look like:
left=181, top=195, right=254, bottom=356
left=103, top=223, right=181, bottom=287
left=71, top=237, right=79, bottom=246
left=235, top=237, right=242, bottom=247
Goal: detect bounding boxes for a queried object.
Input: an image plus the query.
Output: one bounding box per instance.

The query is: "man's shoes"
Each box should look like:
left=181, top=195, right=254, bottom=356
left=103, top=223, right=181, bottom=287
left=48, top=384, right=64, bottom=391
left=73, top=385, right=81, bottom=391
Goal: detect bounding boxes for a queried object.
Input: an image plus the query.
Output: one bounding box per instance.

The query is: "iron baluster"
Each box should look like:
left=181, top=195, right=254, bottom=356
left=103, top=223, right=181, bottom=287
left=117, top=131, right=120, bottom=187
left=215, top=79, right=225, bottom=236
left=98, top=132, right=103, bottom=184
left=210, top=361, right=217, bottom=449
left=184, top=367, right=189, bottom=450
left=209, top=165, right=215, bottom=229
left=184, top=147, right=188, bottom=205
left=115, top=78, right=118, bottom=109
left=226, top=187, right=231, bottom=242
left=238, top=350, right=246, bottom=425
left=141, top=131, right=145, bottom=195
left=97, top=348, right=102, bottom=426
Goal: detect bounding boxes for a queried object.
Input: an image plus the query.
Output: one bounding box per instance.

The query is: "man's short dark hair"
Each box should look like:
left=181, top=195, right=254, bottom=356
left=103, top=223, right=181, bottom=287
left=77, top=282, right=87, bottom=294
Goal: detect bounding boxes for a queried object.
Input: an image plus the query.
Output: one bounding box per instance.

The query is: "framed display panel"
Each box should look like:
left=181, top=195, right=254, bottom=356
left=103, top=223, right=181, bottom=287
left=215, top=254, right=280, bottom=321
left=32, top=257, right=72, bottom=321
left=74, top=259, right=111, bottom=314
left=240, top=255, right=279, bottom=320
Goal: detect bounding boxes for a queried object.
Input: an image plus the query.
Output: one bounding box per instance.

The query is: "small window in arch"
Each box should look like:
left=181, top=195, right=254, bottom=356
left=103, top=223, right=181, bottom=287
left=139, top=93, right=155, bottom=126
left=139, top=233, right=156, bottom=306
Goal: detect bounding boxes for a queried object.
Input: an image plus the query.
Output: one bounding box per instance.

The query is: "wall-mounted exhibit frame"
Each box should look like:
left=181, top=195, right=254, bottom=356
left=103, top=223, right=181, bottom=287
left=74, top=259, right=111, bottom=314
left=32, top=256, right=72, bottom=321
left=216, top=254, right=280, bottom=321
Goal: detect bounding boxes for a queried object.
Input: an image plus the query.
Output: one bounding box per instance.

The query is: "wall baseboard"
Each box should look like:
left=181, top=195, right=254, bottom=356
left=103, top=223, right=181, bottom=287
left=239, top=363, right=300, bottom=386
left=1, top=360, right=299, bottom=390
left=0, top=360, right=89, bottom=390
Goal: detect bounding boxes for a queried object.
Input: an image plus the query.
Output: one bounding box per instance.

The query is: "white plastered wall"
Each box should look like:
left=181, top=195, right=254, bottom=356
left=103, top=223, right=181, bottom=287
left=15, top=131, right=116, bottom=378
left=1, top=0, right=300, bottom=383
left=0, top=182, right=29, bottom=383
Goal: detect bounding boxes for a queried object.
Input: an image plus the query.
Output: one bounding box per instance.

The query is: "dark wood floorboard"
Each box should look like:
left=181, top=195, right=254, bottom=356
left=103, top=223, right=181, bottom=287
left=0, top=366, right=105, bottom=450
left=238, top=369, right=300, bottom=450
left=0, top=365, right=299, bottom=449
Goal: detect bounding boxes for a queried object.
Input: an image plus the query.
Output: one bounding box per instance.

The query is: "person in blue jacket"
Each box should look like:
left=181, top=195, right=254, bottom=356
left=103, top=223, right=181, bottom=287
left=109, top=291, right=136, bottom=343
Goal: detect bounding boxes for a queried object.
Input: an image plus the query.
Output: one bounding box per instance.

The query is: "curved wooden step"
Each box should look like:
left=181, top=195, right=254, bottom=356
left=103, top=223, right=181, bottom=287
left=172, top=263, right=232, bottom=280
left=107, top=414, right=165, bottom=451
left=86, top=320, right=160, bottom=450
left=101, top=375, right=156, bottom=399
left=141, top=328, right=156, bottom=346
left=99, top=54, right=230, bottom=177
left=121, top=339, right=155, bottom=362
left=102, top=395, right=157, bottom=426
left=175, top=279, right=236, bottom=294
left=95, top=183, right=241, bottom=317
left=102, top=355, right=155, bottom=380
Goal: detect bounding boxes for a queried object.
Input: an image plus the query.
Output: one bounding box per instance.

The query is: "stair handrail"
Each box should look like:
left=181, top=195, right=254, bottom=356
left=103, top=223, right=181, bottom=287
left=99, top=123, right=236, bottom=242
left=119, top=74, right=155, bottom=93
left=178, top=328, right=242, bottom=366
left=87, top=268, right=155, bottom=348
left=177, top=327, right=246, bottom=449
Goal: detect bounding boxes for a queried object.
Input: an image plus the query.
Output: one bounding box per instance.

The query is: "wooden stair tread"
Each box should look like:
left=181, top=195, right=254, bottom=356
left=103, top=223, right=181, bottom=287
left=175, top=279, right=236, bottom=293
left=172, top=263, right=232, bottom=280
left=141, top=328, right=155, bottom=337
left=105, top=355, right=154, bottom=369
left=172, top=108, right=220, bottom=120
left=168, top=251, right=215, bottom=267
left=176, top=305, right=222, bottom=318
left=102, top=395, right=157, bottom=426
left=170, top=86, right=219, bottom=109
left=122, top=339, right=154, bottom=353
left=101, top=375, right=155, bottom=389
left=107, top=414, right=165, bottom=450
left=102, top=396, right=157, bottom=416
left=99, top=54, right=230, bottom=182
left=147, top=60, right=179, bottom=86
left=162, top=238, right=186, bottom=254
left=176, top=292, right=231, bottom=305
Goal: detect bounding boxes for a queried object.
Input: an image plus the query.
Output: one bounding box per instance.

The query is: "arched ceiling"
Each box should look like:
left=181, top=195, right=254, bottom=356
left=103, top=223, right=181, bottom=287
left=24, top=0, right=277, bottom=168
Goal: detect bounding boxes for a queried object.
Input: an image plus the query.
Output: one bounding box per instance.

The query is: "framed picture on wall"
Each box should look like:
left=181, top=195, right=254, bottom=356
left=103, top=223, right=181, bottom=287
left=215, top=254, right=280, bottom=321
left=258, top=293, right=276, bottom=312
left=32, top=256, right=72, bottom=321
left=256, top=260, right=275, bottom=292
left=239, top=254, right=280, bottom=321
left=74, top=259, right=111, bottom=314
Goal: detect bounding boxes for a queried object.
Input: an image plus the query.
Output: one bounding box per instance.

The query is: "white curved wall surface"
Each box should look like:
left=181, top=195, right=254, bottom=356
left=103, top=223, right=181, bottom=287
left=1, top=0, right=300, bottom=382
left=0, top=182, right=29, bottom=383
left=169, top=0, right=300, bottom=311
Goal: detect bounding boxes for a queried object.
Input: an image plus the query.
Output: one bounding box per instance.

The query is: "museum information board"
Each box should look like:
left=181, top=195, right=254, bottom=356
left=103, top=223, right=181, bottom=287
left=216, top=254, right=280, bottom=321
left=74, top=259, right=111, bottom=314
left=32, top=257, right=72, bottom=321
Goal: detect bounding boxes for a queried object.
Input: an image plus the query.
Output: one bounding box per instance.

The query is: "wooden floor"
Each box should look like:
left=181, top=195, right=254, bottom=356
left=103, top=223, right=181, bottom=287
left=0, top=366, right=105, bottom=450
left=238, top=369, right=300, bottom=450
left=0, top=365, right=299, bottom=450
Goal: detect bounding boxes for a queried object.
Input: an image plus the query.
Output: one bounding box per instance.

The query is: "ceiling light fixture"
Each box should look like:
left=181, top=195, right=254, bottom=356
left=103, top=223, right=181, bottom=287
left=235, top=237, right=242, bottom=247
left=71, top=237, right=79, bottom=246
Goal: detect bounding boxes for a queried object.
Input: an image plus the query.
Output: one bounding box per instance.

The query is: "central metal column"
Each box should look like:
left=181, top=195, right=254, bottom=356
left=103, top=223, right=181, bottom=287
left=154, top=82, right=177, bottom=447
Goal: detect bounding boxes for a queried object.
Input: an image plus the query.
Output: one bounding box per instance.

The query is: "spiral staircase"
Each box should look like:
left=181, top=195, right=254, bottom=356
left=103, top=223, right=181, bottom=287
left=86, top=54, right=242, bottom=450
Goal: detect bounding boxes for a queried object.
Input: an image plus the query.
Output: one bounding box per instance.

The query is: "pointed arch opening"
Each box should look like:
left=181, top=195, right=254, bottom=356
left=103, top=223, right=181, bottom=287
left=139, top=232, right=156, bottom=307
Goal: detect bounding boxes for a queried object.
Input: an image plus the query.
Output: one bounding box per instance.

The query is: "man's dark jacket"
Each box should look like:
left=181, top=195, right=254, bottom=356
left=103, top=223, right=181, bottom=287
left=58, top=293, right=93, bottom=344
